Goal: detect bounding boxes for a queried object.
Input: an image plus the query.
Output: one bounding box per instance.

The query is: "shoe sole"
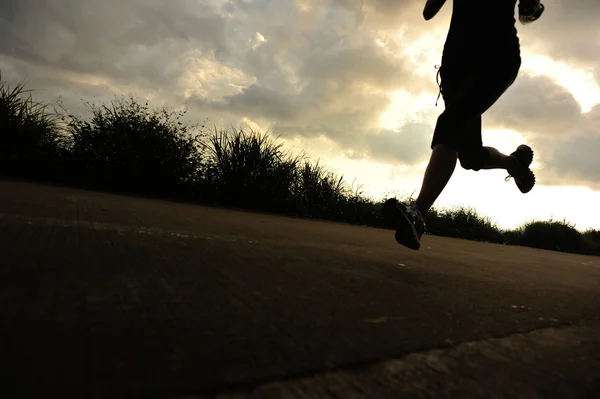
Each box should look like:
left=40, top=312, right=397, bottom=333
left=516, top=145, right=534, bottom=168
left=519, top=169, right=536, bottom=194
left=381, top=198, right=421, bottom=250
left=513, top=145, right=535, bottom=194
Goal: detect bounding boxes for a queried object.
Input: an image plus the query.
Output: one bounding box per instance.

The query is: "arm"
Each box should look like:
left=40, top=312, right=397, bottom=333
left=519, top=0, right=545, bottom=25
left=423, top=0, right=447, bottom=21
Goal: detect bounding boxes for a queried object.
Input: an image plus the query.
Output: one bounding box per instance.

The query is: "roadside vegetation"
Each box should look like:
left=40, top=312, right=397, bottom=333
left=2, top=72, right=598, bottom=256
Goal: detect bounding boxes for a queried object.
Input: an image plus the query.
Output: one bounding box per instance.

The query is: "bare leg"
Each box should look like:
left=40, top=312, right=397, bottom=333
left=480, top=146, right=519, bottom=172
left=415, top=144, right=458, bottom=213
left=414, top=145, right=519, bottom=214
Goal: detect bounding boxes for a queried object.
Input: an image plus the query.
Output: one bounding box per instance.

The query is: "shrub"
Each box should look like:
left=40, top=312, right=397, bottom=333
left=62, top=95, right=203, bottom=196
left=425, top=205, right=505, bottom=243
left=582, top=229, right=600, bottom=256
left=508, top=219, right=584, bottom=254
left=338, top=189, right=386, bottom=227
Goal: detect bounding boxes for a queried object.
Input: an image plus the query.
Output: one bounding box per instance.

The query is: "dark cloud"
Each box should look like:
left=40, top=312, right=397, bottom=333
left=550, top=134, right=600, bottom=189
left=343, top=123, right=432, bottom=164
left=486, top=74, right=582, bottom=136
left=215, top=84, right=297, bottom=120
left=300, top=45, right=412, bottom=90
left=332, top=0, right=426, bottom=28
left=0, top=0, right=228, bottom=88
left=532, top=103, right=600, bottom=189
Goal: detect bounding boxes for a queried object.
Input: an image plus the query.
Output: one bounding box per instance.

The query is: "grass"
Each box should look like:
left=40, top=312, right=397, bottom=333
left=0, top=72, right=67, bottom=179
left=202, top=126, right=301, bottom=211
left=1, top=70, right=598, bottom=256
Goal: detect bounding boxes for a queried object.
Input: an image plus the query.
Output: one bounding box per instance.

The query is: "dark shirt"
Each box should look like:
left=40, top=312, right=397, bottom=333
left=442, top=0, right=520, bottom=68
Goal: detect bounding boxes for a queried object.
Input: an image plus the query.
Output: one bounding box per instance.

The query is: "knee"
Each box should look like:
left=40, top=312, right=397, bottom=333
left=458, top=147, right=489, bottom=171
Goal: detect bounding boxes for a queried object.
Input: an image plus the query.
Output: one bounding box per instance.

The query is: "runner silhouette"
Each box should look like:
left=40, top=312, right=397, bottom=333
left=382, top=0, right=545, bottom=250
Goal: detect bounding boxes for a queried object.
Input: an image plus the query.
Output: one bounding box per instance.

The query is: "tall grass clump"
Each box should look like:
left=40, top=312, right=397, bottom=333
left=63, top=95, right=204, bottom=197
left=201, top=127, right=380, bottom=223
left=292, top=160, right=351, bottom=220
left=202, top=127, right=301, bottom=211
left=0, top=73, right=67, bottom=179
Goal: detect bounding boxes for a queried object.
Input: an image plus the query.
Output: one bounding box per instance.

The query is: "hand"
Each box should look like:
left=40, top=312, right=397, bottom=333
left=519, top=0, right=545, bottom=25
left=519, top=0, right=541, bottom=12
left=423, top=0, right=447, bottom=21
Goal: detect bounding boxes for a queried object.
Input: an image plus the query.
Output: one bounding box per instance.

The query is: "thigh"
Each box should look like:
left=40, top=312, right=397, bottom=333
left=440, top=62, right=519, bottom=122
left=432, top=63, right=518, bottom=149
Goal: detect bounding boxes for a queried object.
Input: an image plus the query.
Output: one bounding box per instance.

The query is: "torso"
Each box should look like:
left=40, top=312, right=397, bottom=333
left=442, top=0, right=520, bottom=69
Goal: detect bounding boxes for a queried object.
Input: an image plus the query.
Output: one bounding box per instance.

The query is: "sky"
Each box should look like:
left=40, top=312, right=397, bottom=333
left=1, top=0, right=599, bottom=231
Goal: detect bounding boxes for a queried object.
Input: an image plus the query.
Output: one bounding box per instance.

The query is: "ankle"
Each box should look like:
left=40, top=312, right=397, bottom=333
left=413, top=201, right=428, bottom=216
left=507, top=155, right=520, bottom=174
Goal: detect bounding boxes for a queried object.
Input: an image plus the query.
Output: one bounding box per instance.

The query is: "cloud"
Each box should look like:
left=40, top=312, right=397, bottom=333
left=1, top=0, right=599, bottom=183
left=486, top=74, right=582, bottom=136
left=550, top=134, right=600, bottom=189
left=0, top=0, right=229, bottom=93
left=343, top=123, right=432, bottom=164
left=331, top=0, right=426, bottom=28
left=0, top=0, right=432, bottom=166
left=482, top=73, right=600, bottom=188
left=516, top=0, right=600, bottom=68
left=532, top=103, right=600, bottom=189
left=214, top=84, right=297, bottom=120
left=185, top=1, right=431, bottom=163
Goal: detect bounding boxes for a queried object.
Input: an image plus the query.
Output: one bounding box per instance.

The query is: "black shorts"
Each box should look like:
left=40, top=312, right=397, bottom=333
left=431, top=58, right=521, bottom=169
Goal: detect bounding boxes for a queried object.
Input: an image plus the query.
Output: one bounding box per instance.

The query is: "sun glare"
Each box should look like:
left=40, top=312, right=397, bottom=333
left=482, top=129, right=526, bottom=153
left=379, top=90, right=437, bottom=130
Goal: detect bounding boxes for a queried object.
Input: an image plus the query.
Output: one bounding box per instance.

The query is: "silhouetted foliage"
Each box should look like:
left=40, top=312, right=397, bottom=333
left=426, top=206, right=505, bottom=244
left=0, top=73, right=67, bottom=179
left=506, top=219, right=585, bottom=254
left=582, top=229, right=600, bottom=256
left=1, top=70, right=598, bottom=257
left=202, top=127, right=300, bottom=211
left=62, top=95, right=204, bottom=197
left=292, top=160, right=350, bottom=220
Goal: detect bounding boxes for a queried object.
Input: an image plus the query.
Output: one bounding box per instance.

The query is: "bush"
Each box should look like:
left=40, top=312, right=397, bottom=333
left=338, top=192, right=386, bottom=227
left=425, top=206, right=505, bottom=243
left=582, top=229, right=600, bottom=256
left=507, top=219, right=585, bottom=254
left=62, top=95, right=204, bottom=196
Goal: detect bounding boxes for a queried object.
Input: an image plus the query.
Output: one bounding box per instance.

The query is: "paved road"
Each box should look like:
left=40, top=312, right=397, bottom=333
left=0, top=180, right=599, bottom=399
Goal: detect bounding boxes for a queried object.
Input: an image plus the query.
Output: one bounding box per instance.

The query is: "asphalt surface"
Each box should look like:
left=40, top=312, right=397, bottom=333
left=0, top=179, right=599, bottom=399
